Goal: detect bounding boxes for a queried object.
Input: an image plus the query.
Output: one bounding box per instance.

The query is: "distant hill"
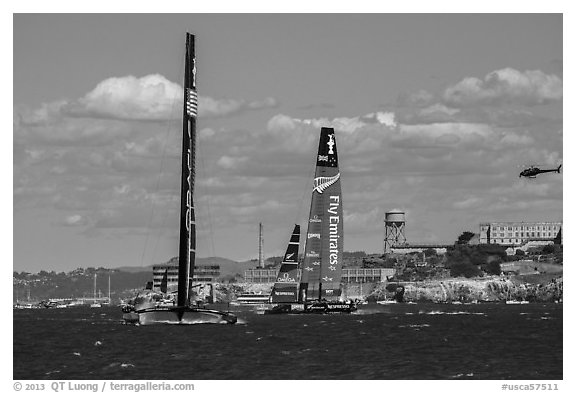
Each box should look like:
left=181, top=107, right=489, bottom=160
left=116, top=256, right=260, bottom=279
left=14, top=257, right=274, bottom=303
left=203, top=257, right=259, bottom=278
left=115, top=265, right=151, bottom=273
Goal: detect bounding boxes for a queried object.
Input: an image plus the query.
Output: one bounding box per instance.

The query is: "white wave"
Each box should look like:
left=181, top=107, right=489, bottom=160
left=425, top=311, right=486, bottom=316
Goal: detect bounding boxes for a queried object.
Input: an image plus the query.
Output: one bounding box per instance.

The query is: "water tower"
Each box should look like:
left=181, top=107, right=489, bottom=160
left=384, top=210, right=406, bottom=253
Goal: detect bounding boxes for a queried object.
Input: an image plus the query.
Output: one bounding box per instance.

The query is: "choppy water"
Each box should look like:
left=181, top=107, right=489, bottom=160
left=13, top=303, right=562, bottom=380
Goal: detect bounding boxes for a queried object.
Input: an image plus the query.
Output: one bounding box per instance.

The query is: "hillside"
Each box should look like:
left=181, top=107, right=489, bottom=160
left=116, top=256, right=260, bottom=279
left=14, top=257, right=261, bottom=303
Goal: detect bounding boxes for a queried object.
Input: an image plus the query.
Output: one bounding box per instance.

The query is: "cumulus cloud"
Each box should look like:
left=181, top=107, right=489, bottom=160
left=397, top=89, right=435, bottom=107
left=199, top=127, right=216, bottom=139
left=16, top=118, right=131, bottom=147
left=16, top=101, right=70, bottom=126
left=443, top=68, right=562, bottom=107
left=200, top=96, right=277, bottom=118
left=14, top=68, right=561, bottom=258
left=67, top=74, right=182, bottom=121
left=18, top=74, right=279, bottom=122
left=60, top=214, right=89, bottom=227
left=297, top=103, right=335, bottom=110
left=93, top=208, right=150, bottom=229
left=124, top=138, right=166, bottom=158
left=453, top=197, right=482, bottom=210
left=420, top=104, right=460, bottom=117
left=394, top=122, right=493, bottom=148
left=342, top=207, right=384, bottom=231
left=263, top=112, right=543, bottom=159
left=217, top=155, right=249, bottom=169
left=500, top=133, right=535, bottom=147
left=267, top=111, right=397, bottom=134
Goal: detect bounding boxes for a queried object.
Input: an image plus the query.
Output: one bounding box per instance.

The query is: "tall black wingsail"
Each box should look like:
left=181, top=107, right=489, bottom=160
left=270, top=225, right=301, bottom=303
left=177, top=33, right=198, bottom=307
left=121, top=33, right=237, bottom=325
left=300, top=127, right=343, bottom=301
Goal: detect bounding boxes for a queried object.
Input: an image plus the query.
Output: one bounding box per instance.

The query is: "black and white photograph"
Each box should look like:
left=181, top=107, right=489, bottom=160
left=10, top=7, right=567, bottom=387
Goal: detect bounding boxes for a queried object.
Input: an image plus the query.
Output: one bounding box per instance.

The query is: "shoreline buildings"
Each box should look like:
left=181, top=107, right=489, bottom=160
left=152, top=258, right=220, bottom=292
left=244, top=267, right=396, bottom=284
left=479, top=221, right=562, bottom=246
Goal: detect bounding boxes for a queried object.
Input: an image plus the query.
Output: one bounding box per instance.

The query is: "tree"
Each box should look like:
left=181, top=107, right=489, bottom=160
left=344, top=251, right=367, bottom=259
left=483, top=260, right=502, bottom=275
left=542, top=244, right=555, bottom=254
left=515, top=249, right=525, bottom=256
left=450, top=262, right=481, bottom=278
left=424, top=248, right=437, bottom=257
left=456, top=231, right=476, bottom=245
left=362, top=258, right=393, bottom=269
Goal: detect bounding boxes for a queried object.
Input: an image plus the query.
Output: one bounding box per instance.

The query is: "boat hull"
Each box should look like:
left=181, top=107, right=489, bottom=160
left=264, top=301, right=357, bottom=315
left=234, top=294, right=271, bottom=304
left=304, top=301, right=357, bottom=314
left=123, top=306, right=237, bottom=325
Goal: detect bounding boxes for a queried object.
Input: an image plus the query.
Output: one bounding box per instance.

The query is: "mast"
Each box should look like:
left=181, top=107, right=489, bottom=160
left=300, top=127, right=343, bottom=301
left=258, top=223, right=264, bottom=268
left=177, top=33, right=198, bottom=307
left=93, top=274, right=97, bottom=303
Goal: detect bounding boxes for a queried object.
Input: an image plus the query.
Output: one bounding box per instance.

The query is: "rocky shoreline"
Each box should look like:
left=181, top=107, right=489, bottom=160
left=210, top=275, right=563, bottom=304
left=366, top=276, right=563, bottom=303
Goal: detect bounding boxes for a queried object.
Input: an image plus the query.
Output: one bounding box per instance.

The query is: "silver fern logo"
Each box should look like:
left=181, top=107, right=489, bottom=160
left=313, top=173, right=340, bottom=194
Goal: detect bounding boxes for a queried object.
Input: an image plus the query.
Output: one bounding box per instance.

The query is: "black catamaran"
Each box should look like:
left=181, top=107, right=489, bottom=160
left=266, top=128, right=356, bottom=314
left=122, top=33, right=236, bottom=325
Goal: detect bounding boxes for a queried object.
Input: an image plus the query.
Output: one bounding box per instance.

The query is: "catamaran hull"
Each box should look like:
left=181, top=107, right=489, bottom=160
left=123, top=306, right=237, bottom=325
left=305, top=303, right=357, bottom=314
left=264, top=302, right=357, bottom=315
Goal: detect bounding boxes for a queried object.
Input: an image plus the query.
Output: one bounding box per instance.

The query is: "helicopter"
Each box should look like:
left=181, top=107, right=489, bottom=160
left=519, top=164, right=562, bottom=178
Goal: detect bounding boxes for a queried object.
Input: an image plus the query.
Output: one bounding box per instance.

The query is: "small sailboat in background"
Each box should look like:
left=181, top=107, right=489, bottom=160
left=103, top=275, right=111, bottom=306
left=90, top=274, right=102, bottom=308
left=121, top=33, right=236, bottom=325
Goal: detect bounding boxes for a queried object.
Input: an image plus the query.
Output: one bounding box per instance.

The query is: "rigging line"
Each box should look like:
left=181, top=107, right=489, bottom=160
left=140, top=44, right=186, bottom=267
left=151, top=46, right=187, bottom=263
left=139, top=116, right=175, bottom=268
left=138, top=119, right=172, bottom=267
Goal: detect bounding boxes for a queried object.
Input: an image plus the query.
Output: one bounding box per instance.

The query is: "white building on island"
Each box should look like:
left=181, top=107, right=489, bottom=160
left=479, top=221, right=562, bottom=246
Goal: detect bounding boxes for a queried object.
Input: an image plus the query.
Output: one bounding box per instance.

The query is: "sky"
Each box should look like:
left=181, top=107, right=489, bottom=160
left=12, top=13, right=564, bottom=273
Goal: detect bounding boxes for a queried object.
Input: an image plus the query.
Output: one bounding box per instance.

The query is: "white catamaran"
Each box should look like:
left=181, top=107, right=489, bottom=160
left=122, top=33, right=237, bottom=325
